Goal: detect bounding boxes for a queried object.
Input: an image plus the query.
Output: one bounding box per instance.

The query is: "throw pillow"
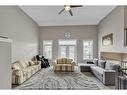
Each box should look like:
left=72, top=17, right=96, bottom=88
left=33, top=61, right=39, bottom=65
left=24, top=61, right=30, bottom=67
left=29, top=60, right=35, bottom=66
left=98, top=60, right=106, bottom=69
left=61, top=58, right=67, bottom=64
left=105, top=62, right=112, bottom=70
left=86, top=59, right=94, bottom=64
left=18, top=61, right=28, bottom=69
left=93, top=58, right=98, bottom=66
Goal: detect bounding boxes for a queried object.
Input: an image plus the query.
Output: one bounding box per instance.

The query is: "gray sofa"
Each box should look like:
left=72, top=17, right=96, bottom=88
left=79, top=59, right=121, bottom=86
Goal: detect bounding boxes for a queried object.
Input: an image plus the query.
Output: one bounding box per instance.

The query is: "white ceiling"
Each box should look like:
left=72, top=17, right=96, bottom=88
left=20, top=6, right=116, bottom=26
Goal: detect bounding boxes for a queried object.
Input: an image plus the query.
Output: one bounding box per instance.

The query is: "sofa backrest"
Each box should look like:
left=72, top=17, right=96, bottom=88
left=12, top=61, right=29, bottom=70
left=98, top=60, right=106, bottom=69
left=92, top=59, right=121, bottom=72
left=12, top=60, right=39, bottom=70
left=56, top=58, right=73, bottom=64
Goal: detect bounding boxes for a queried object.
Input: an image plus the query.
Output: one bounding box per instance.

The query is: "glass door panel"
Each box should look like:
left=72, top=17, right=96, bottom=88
left=58, top=40, right=77, bottom=62
left=59, top=46, right=67, bottom=58
left=68, top=46, right=75, bottom=61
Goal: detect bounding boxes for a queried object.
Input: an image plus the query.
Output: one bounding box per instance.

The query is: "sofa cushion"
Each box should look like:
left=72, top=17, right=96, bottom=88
left=22, top=68, right=32, bottom=78
left=23, top=68, right=32, bottom=73
left=24, top=61, right=30, bottom=66
left=17, top=61, right=28, bottom=69
left=93, top=58, right=98, bottom=66
left=57, top=58, right=63, bottom=64
left=66, top=59, right=73, bottom=64
left=53, top=63, right=74, bottom=71
left=29, top=60, right=36, bottom=66
left=57, top=58, right=73, bottom=64
left=91, top=66, right=104, bottom=81
left=33, top=61, right=39, bottom=65
left=98, top=60, right=106, bottom=69
left=105, top=62, right=113, bottom=70
left=91, top=66, right=104, bottom=74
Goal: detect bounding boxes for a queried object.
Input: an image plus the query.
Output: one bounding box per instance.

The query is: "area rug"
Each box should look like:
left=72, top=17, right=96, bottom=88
left=15, top=66, right=100, bottom=90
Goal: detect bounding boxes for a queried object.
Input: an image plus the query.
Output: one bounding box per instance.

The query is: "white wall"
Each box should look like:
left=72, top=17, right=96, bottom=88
left=0, top=6, right=39, bottom=62
left=0, top=38, right=12, bottom=89
left=39, top=25, right=98, bottom=63
left=98, top=6, right=125, bottom=57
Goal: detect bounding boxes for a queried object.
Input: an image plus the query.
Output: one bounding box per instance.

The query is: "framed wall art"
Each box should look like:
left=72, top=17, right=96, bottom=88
left=102, top=33, right=113, bottom=46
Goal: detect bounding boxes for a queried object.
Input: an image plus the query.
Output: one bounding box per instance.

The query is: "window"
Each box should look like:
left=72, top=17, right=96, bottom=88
left=58, top=40, right=77, bottom=61
left=83, top=40, right=93, bottom=59
left=43, top=40, right=52, bottom=59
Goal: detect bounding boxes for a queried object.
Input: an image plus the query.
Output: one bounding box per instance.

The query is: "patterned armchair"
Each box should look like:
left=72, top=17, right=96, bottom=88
left=53, top=58, right=75, bottom=72
left=12, top=60, right=41, bottom=85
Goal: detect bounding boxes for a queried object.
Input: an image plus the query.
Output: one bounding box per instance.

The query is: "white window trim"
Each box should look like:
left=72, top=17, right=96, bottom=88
left=83, top=40, right=93, bottom=60
left=43, top=40, right=53, bottom=59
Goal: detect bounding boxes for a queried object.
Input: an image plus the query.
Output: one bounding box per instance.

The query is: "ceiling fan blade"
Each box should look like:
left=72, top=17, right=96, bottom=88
left=58, top=8, right=65, bottom=14
left=69, top=10, right=73, bottom=16
left=70, top=5, right=83, bottom=8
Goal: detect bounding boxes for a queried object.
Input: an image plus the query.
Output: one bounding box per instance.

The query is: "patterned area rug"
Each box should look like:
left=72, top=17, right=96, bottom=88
left=15, top=66, right=100, bottom=90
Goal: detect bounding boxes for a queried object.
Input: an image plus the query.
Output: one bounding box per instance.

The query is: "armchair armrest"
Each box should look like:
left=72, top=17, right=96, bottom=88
left=53, top=62, right=58, bottom=66
left=103, top=70, right=116, bottom=85
left=71, top=61, right=76, bottom=66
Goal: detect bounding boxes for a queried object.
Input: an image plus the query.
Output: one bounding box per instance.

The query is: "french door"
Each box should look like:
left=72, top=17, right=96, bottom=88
left=58, top=40, right=77, bottom=62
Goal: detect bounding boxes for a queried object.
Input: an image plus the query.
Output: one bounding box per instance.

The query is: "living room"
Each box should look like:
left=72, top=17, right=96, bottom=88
left=0, top=5, right=127, bottom=91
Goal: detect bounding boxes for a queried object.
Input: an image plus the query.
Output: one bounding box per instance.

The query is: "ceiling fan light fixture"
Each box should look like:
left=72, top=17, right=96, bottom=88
left=58, top=5, right=83, bottom=16
left=65, top=5, right=71, bottom=11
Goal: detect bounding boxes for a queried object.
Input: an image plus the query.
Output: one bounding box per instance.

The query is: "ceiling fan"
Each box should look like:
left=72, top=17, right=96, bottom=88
left=58, top=5, right=83, bottom=16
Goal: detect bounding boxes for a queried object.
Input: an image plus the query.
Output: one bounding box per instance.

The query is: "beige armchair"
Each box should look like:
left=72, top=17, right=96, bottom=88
left=53, top=58, right=75, bottom=72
